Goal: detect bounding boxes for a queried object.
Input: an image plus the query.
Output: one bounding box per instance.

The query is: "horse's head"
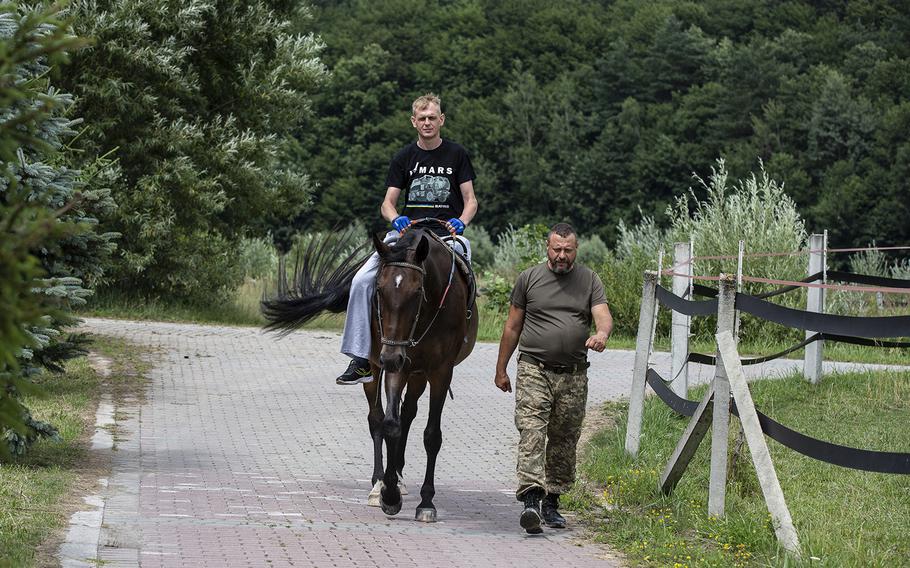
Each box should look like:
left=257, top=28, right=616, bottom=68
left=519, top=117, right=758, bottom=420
left=373, top=229, right=431, bottom=372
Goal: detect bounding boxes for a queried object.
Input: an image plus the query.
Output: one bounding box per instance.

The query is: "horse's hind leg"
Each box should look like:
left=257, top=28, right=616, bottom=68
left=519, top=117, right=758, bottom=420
left=416, top=367, right=453, bottom=522
left=364, top=370, right=385, bottom=506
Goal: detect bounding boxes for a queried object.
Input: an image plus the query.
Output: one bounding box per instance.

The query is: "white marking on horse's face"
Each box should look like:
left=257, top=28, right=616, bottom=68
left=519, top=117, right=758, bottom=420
left=395, top=274, right=403, bottom=289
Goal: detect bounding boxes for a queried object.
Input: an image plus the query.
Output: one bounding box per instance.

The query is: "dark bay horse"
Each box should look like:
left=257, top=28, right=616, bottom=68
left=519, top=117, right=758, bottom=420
left=262, top=221, right=477, bottom=522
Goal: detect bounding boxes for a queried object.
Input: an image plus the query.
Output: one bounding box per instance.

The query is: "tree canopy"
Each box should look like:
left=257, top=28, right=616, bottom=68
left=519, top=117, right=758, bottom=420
left=0, top=3, right=114, bottom=456
left=61, top=0, right=326, bottom=301
left=300, top=0, right=910, bottom=250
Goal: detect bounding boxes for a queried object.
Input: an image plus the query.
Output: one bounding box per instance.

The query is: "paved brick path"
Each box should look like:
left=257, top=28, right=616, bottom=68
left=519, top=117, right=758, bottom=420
left=77, top=318, right=893, bottom=567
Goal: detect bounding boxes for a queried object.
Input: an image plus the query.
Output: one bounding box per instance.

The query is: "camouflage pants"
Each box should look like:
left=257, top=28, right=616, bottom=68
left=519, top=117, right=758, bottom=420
left=514, top=360, right=588, bottom=499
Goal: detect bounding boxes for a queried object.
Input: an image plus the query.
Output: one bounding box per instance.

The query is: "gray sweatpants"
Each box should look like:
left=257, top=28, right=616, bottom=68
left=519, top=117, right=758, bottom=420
left=340, top=231, right=471, bottom=360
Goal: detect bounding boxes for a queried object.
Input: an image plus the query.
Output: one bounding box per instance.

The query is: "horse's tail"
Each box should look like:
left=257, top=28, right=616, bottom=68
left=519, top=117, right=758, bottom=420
left=261, top=228, right=370, bottom=335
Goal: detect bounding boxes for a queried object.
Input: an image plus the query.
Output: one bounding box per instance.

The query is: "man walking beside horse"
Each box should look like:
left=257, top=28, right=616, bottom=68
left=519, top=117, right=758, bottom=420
left=494, top=222, right=614, bottom=534
left=336, top=92, right=478, bottom=385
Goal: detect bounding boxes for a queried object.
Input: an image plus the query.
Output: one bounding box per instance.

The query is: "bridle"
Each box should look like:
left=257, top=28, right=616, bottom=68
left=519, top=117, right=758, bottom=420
left=376, top=219, right=457, bottom=349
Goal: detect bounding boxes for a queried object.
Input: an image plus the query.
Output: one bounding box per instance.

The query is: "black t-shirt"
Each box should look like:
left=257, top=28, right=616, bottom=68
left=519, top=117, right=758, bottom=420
left=386, top=140, right=475, bottom=226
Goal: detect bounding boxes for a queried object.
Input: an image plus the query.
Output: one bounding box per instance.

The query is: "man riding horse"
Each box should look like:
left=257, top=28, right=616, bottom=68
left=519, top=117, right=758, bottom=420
left=336, top=93, right=479, bottom=385
left=263, top=93, right=479, bottom=521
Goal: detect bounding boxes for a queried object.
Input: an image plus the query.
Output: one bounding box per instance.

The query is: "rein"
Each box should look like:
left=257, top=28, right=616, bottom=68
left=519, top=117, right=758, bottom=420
left=376, top=220, right=458, bottom=349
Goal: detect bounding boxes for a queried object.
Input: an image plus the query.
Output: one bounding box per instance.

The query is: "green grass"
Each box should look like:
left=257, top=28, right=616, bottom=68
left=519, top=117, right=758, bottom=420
left=0, top=336, right=147, bottom=567
left=570, top=369, right=910, bottom=567
left=82, top=280, right=267, bottom=326
left=81, top=278, right=347, bottom=331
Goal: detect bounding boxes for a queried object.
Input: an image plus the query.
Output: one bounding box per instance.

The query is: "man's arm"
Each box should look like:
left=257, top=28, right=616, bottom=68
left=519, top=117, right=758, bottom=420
left=585, top=303, right=613, bottom=353
left=494, top=304, right=525, bottom=393
left=381, top=186, right=402, bottom=223
left=457, top=180, right=477, bottom=225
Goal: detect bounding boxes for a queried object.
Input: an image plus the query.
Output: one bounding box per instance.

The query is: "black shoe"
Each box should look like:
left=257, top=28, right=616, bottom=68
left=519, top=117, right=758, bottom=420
left=542, top=493, right=566, bottom=528
left=336, top=357, right=372, bottom=385
left=519, top=489, right=543, bottom=534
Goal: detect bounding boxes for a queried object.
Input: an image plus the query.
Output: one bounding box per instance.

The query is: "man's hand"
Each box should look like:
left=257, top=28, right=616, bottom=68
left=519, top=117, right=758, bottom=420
left=494, top=370, right=512, bottom=393
left=446, top=218, right=465, bottom=235
left=392, top=215, right=411, bottom=233
left=585, top=331, right=609, bottom=353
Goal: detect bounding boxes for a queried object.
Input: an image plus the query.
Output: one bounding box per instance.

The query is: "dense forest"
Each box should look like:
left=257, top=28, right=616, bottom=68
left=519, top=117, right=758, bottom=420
left=298, top=0, right=910, bottom=251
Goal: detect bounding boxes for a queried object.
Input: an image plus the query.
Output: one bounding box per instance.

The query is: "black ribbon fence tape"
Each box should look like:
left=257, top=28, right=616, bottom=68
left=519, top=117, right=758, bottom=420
left=647, top=368, right=699, bottom=416
left=736, top=293, right=910, bottom=338
left=692, top=272, right=824, bottom=300
left=827, top=270, right=910, bottom=289
left=645, top=369, right=910, bottom=474
left=686, top=333, right=910, bottom=367
left=656, top=285, right=718, bottom=316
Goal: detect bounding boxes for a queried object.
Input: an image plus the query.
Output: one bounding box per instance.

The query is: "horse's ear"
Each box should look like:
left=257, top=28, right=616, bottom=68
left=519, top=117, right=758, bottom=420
left=415, top=235, right=429, bottom=263
left=372, top=232, right=390, bottom=256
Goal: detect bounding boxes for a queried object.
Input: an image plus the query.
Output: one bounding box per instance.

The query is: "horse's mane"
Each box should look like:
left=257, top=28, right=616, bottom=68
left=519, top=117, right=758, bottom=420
left=384, top=227, right=439, bottom=263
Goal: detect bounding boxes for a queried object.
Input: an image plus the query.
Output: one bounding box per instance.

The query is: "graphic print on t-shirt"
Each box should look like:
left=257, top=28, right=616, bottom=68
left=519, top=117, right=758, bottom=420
left=408, top=174, right=451, bottom=205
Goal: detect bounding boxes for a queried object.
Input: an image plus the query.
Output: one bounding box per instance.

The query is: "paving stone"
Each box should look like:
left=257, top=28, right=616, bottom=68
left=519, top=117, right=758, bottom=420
left=79, top=318, right=893, bottom=567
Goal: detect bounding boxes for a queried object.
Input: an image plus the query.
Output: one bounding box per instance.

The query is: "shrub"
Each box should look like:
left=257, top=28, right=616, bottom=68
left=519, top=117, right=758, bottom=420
left=577, top=233, right=610, bottom=267
left=479, top=273, right=514, bottom=314
left=492, top=223, right=549, bottom=280
left=237, top=237, right=278, bottom=280
left=465, top=224, right=495, bottom=269
left=595, top=249, right=666, bottom=338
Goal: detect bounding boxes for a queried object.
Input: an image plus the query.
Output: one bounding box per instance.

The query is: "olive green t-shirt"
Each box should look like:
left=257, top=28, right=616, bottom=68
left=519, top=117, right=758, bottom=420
left=510, top=262, right=608, bottom=366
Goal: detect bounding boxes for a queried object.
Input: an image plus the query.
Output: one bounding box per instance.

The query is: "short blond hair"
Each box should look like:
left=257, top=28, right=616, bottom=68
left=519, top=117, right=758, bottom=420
left=412, top=93, right=442, bottom=115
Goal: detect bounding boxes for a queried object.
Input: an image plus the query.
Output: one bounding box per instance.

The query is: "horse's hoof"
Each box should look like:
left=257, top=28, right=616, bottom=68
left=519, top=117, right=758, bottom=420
left=368, top=480, right=384, bottom=507
left=415, top=507, right=437, bottom=523
left=381, top=499, right=402, bottom=516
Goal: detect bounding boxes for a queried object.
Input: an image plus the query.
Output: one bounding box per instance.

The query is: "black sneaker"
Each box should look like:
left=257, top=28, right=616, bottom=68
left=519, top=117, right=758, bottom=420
left=542, top=493, right=566, bottom=528
left=336, top=357, right=372, bottom=385
left=519, top=489, right=543, bottom=534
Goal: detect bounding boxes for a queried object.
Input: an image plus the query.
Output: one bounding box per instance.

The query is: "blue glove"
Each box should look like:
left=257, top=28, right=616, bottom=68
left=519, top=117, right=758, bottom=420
left=392, top=215, right=411, bottom=232
left=448, top=218, right=465, bottom=235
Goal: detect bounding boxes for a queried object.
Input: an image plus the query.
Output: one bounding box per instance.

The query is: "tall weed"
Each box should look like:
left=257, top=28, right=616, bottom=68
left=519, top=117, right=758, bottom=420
left=828, top=246, right=910, bottom=316
left=666, top=159, right=807, bottom=343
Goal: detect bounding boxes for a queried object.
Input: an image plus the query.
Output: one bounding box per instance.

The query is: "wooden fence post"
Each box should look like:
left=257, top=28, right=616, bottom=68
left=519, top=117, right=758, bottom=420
left=708, top=276, right=736, bottom=517
left=670, top=242, right=692, bottom=398
left=625, top=270, right=658, bottom=457
left=804, top=233, right=826, bottom=384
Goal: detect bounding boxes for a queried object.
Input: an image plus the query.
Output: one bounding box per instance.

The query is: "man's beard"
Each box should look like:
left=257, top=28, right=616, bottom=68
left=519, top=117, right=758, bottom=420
left=551, top=261, right=573, bottom=274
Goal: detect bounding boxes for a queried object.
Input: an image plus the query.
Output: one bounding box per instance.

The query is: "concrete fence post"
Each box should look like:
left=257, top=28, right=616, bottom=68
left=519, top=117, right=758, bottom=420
left=735, top=240, right=745, bottom=339
left=708, top=275, right=736, bottom=517
left=625, top=270, right=659, bottom=457
left=670, top=242, right=693, bottom=398
left=716, top=331, right=802, bottom=556
left=804, top=233, right=826, bottom=384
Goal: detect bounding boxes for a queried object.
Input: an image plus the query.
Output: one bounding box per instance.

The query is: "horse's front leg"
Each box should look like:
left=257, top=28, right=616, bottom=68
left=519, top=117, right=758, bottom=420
left=363, top=368, right=385, bottom=506
left=394, top=373, right=427, bottom=494
left=416, top=366, right=453, bottom=523
left=380, top=371, right=406, bottom=516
